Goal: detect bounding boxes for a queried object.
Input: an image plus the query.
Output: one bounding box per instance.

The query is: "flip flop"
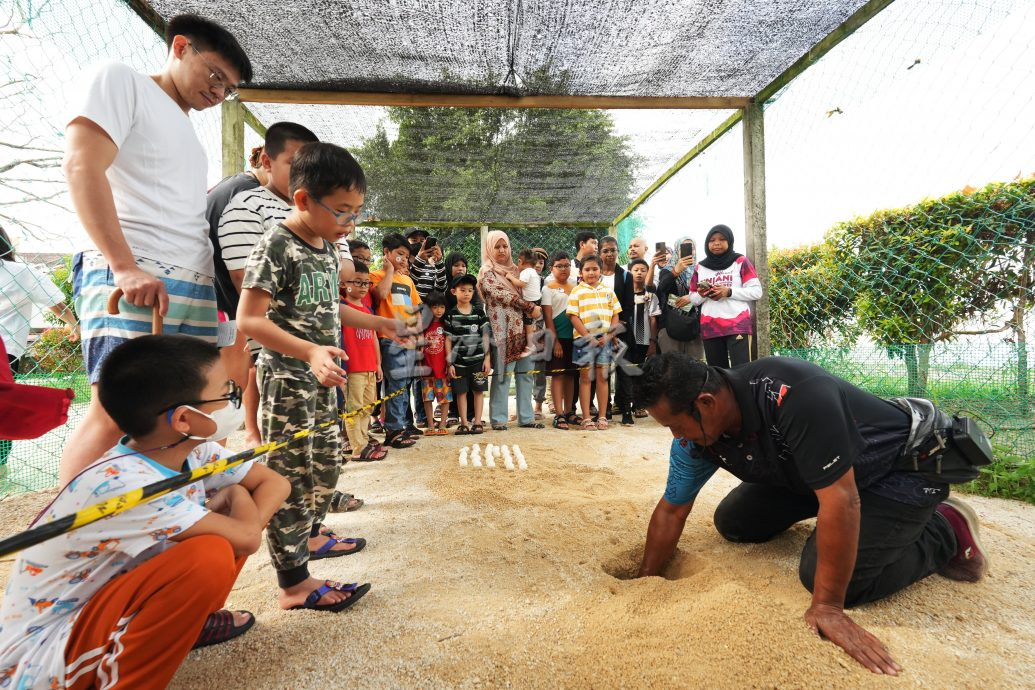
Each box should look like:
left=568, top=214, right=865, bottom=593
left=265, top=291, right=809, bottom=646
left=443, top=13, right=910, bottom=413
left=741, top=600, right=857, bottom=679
left=328, top=492, right=365, bottom=512
left=520, top=422, right=545, bottom=429
left=385, top=430, right=417, bottom=448
left=471, top=423, right=485, bottom=434
left=353, top=443, right=388, bottom=461
left=310, top=536, right=367, bottom=560
left=455, top=425, right=472, bottom=435
left=289, top=582, right=371, bottom=613
left=192, top=609, right=255, bottom=649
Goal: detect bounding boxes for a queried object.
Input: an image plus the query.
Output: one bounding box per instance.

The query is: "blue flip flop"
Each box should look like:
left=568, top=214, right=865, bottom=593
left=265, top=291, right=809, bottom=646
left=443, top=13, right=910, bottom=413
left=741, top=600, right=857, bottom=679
left=310, top=536, right=366, bottom=560
left=289, top=582, right=371, bottom=613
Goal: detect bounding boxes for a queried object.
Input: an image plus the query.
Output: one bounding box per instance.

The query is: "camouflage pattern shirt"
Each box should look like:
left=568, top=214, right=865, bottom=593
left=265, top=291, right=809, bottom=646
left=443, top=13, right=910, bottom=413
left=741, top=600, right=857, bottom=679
left=243, top=224, right=341, bottom=378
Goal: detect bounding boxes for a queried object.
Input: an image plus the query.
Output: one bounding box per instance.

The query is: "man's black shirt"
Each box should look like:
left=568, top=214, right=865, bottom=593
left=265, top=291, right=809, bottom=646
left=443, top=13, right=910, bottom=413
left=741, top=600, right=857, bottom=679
left=691, top=357, right=948, bottom=506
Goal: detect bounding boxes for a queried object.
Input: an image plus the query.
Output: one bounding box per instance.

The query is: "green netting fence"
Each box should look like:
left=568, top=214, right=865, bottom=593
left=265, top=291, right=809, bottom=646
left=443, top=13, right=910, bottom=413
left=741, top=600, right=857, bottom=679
left=2, top=0, right=1034, bottom=501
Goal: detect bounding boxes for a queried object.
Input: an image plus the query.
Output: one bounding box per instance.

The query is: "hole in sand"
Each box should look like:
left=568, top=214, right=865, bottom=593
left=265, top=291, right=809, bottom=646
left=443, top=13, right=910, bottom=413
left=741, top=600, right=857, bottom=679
left=602, top=546, right=706, bottom=581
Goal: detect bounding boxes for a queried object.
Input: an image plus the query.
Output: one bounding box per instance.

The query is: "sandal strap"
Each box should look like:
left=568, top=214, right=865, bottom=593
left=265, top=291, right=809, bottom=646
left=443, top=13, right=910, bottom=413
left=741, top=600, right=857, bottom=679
left=304, top=584, right=335, bottom=607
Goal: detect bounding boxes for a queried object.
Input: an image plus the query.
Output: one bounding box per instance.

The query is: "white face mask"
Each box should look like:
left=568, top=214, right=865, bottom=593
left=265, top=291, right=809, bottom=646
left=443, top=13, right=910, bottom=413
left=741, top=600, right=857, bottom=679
left=178, top=402, right=246, bottom=441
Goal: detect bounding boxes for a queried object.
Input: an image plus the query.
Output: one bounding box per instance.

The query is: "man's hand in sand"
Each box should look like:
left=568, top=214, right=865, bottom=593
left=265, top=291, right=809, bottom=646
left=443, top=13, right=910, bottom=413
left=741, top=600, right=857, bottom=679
left=804, top=603, right=901, bottom=676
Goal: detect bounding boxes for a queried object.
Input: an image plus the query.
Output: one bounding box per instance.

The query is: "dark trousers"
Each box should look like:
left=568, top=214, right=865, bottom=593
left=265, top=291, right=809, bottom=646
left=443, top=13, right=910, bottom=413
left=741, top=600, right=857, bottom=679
left=615, top=342, right=648, bottom=413
left=703, top=334, right=751, bottom=368
left=712, top=482, right=956, bottom=608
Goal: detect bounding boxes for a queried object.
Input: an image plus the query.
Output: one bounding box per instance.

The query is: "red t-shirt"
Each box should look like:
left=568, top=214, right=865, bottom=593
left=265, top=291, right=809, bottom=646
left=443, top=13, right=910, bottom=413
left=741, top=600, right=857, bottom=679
left=341, top=301, right=379, bottom=373
left=422, top=320, right=448, bottom=379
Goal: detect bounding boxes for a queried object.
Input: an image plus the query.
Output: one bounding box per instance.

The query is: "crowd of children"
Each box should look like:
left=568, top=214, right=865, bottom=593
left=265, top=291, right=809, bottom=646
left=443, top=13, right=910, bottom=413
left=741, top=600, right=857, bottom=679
left=0, top=12, right=724, bottom=686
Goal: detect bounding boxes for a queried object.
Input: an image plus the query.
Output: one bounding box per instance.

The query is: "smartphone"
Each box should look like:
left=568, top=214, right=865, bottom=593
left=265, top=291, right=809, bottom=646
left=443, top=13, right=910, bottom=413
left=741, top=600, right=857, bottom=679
left=424, top=237, right=438, bottom=249
left=679, top=241, right=694, bottom=259
left=655, top=241, right=666, bottom=254
left=699, top=280, right=713, bottom=292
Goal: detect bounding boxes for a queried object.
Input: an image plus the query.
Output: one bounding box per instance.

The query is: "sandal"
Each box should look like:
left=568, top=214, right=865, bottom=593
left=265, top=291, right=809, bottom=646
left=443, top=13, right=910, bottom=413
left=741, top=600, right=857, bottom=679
left=354, top=444, right=388, bottom=462
left=519, top=422, right=545, bottom=429
left=596, top=417, right=609, bottom=430
left=328, top=492, right=365, bottom=512
left=192, top=609, right=255, bottom=649
left=310, top=536, right=366, bottom=560
left=289, top=582, right=371, bottom=613
left=581, top=418, right=598, bottom=431
left=566, top=412, right=583, bottom=426
left=552, top=415, right=569, bottom=430
left=369, top=419, right=385, bottom=434
left=455, top=425, right=472, bottom=435
left=385, top=429, right=417, bottom=448
left=471, top=423, right=485, bottom=434
left=634, top=408, right=649, bottom=419
left=492, top=424, right=508, bottom=431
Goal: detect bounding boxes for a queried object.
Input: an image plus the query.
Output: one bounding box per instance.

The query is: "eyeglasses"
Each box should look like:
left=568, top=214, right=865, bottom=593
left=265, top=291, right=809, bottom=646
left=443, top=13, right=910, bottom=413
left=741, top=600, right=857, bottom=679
left=553, top=263, right=571, bottom=269
left=188, top=41, right=239, bottom=101
left=161, top=379, right=243, bottom=414
left=314, top=197, right=363, bottom=226
left=344, top=280, right=372, bottom=287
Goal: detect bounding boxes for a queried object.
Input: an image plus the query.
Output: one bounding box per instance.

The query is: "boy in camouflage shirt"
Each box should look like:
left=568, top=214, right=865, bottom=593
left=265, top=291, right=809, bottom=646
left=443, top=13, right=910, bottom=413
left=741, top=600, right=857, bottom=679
left=239, top=143, right=402, bottom=612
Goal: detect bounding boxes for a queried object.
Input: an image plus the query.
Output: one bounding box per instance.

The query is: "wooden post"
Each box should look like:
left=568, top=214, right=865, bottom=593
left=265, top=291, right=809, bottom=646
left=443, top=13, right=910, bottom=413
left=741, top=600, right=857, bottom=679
left=480, top=225, right=489, bottom=255
left=221, top=100, right=245, bottom=178
left=743, top=101, right=770, bottom=359
left=607, top=224, right=617, bottom=238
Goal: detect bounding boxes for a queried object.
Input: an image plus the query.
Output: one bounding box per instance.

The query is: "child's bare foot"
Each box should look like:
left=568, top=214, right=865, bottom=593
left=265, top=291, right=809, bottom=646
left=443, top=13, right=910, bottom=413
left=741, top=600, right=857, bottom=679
left=243, top=434, right=262, bottom=449
left=279, top=577, right=366, bottom=610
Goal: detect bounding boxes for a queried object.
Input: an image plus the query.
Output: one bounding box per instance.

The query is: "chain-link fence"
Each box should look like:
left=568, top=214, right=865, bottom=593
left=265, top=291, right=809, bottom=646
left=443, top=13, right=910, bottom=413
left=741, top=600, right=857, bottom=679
left=2, top=0, right=1033, bottom=500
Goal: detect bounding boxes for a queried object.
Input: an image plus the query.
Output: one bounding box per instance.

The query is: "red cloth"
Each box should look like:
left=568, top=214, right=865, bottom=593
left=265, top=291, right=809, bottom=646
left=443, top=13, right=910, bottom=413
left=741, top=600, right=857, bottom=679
left=422, top=320, right=448, bottom=379
left=0, top=337, right=75, bottom=440
left=341, top=302, right=379, bottom=373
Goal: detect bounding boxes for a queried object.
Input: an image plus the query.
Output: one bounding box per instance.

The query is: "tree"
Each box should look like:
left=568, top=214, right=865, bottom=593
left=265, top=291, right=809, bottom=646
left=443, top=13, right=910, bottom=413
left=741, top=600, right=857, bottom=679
left=827, top=179, right=1034, bottom=395
left=768, top=243, right=859, bottom=351
left=353, top=82, right=637, bottom=230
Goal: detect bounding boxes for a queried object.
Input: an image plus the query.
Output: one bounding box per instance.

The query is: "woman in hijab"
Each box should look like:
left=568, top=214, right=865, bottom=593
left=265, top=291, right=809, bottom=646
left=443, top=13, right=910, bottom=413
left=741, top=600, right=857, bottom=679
left=444, top=251, right=483, bottom=311
left=688, top=224, right=763, bottom=368
left=656, top=236, right=705, bottom=361
left=477, top=231, right=542, bottom=430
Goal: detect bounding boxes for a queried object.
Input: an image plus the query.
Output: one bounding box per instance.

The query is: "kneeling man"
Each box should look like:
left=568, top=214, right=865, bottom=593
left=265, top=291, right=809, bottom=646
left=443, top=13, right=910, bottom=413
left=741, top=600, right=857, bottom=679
left=634, top=353, right=988, bottom=675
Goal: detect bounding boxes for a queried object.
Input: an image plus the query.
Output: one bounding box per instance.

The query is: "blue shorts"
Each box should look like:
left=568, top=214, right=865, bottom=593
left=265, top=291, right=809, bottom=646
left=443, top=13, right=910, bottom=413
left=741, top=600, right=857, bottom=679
left=572, top=335, right=614, bottom=368
left=73, top=251, right=218, bottom=383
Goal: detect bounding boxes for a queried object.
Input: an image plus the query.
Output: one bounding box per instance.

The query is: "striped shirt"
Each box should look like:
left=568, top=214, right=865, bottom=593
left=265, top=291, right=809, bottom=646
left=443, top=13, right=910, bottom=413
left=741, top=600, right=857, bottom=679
left=410, top=256, right=448, bottom=299
left=443, top=305, right=491, bottom=368
left=566, top=281, right=621, bottom=335
left=217, top=187, right=290, bottom=272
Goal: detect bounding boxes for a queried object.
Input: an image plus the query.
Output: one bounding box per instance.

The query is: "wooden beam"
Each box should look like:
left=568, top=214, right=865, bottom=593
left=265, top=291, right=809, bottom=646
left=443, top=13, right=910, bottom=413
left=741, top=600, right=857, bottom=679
left=756, top=0, right=897, bottom=104
left=221, top=100, right=245, bottom=178
left=238, top=89, right=750, bottom=110
left=358, top=220, right=610, bottom=230
left=612, top=111, right=742, bottom=227
left=241, top=105, right=267, bottom=137
left=743, top=101, right=770, bottom=359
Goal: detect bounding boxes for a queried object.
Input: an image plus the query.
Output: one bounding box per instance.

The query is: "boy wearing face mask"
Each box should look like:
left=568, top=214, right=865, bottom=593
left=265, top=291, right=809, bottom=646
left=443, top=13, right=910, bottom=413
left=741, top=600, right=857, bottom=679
left=0, top=335, right=290, bottom=688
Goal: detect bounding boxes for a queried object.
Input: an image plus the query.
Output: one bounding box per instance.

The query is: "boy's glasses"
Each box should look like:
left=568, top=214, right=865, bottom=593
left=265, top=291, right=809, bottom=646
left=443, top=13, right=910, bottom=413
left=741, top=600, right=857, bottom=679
left=344, top=280, right=372, bottom=287
left=188, top=41, right=239, bottom=101
left=161, top=379, right=243, bottom=414
left=314, top=197, right=363, bottom=226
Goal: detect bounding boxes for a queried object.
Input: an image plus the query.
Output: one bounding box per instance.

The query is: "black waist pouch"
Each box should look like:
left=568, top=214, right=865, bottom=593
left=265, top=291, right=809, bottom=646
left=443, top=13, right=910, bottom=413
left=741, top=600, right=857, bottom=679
left=890, top=397, right=994, bottom=484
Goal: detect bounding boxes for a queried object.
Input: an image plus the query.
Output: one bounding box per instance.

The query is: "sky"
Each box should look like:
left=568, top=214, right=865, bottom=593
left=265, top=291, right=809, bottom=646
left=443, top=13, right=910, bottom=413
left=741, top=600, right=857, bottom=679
left=2, top=0, right=1034, bottom=262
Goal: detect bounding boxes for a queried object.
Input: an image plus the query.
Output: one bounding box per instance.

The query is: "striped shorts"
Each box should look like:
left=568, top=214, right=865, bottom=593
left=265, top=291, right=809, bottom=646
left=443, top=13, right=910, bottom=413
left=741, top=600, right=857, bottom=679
left=72, top=251, right=218, bottom=383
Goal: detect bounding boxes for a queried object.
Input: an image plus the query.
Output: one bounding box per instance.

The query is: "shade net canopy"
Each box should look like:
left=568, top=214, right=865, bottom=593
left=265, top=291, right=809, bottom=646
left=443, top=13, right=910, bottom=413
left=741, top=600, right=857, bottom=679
left=243, top=102, right=736, bottom=224
left=143, top=0, right=869, bottom=97
left=135, top=0, right=871, bottom=224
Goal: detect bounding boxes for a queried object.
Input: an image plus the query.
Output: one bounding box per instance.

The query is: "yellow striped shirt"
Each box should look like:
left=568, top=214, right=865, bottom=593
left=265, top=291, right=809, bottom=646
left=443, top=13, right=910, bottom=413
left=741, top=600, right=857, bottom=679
left=566, top=281, right=621, bottom=335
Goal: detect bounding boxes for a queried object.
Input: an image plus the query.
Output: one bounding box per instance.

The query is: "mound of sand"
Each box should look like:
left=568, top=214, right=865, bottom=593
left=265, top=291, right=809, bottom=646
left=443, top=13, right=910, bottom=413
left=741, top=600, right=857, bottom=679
left=1, top=415, right=1032, bottom=688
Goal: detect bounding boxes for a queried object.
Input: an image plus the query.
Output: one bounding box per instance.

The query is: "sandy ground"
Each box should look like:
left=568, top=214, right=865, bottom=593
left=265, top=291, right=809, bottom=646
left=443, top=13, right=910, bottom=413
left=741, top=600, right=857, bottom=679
left=1, top=414, right=1033, bottom=689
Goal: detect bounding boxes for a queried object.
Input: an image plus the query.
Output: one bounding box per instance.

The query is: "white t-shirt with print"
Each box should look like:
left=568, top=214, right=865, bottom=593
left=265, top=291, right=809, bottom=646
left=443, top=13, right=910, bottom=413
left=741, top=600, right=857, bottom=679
left=0, top=262, right=65, bottom=358
left=69, top=62, right=212, bottom=277
left=0, top=441, right=253, bottom=688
